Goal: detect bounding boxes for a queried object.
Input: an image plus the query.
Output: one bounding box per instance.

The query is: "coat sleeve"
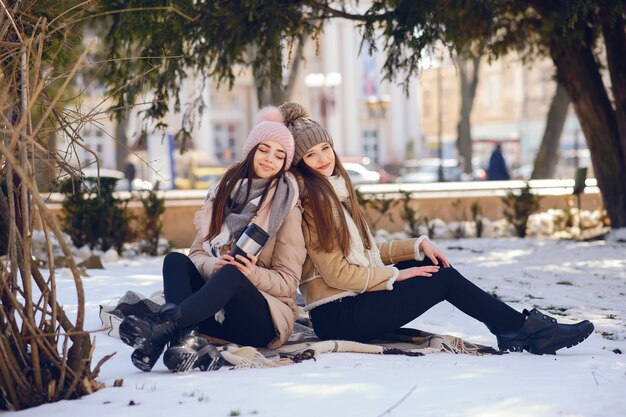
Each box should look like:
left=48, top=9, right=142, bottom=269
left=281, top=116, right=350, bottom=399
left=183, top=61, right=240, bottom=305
left=246, top=207, right=306, bottom=298
left=302, top=217, right=398, bottom=293
left=188, top=229, right=219, bottom=280
left=377, top=235, right=429, bottom=265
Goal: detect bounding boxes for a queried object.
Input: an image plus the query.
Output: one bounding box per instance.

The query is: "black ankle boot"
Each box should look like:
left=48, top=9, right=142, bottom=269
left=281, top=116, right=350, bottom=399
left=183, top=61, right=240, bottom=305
left=119, top=303, right=181, bottom=371
left=487, top=323, right=529, bottom=353
left=162, top=329, right=224, bottom=373
left=494, top=309, right=594, bottom=355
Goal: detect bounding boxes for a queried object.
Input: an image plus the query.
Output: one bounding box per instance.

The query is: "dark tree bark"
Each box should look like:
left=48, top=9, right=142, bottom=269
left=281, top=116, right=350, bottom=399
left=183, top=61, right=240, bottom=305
left=601, top=10, right=626, bottom=160
left=255, top=37, right=306, bottom=107
left=550, top=36, right=626, bottom=228
left=454, top=52, right=481, bottom=175
left=531, top=82, right=570, bottom=179
left=114, top=113, right=129, bottom=171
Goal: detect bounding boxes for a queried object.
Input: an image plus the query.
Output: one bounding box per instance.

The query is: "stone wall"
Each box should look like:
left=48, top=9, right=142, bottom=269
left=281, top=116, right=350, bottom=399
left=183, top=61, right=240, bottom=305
left=43, top=190, right=603, bottom=248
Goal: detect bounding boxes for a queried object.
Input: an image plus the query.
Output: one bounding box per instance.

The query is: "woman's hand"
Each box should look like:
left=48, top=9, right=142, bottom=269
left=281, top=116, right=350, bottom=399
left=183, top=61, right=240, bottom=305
left=396, top=265, right=441, bottom=282
left=419, top=240, right=450, bottom=267
left=230, top=253, right=258, bottom=277
left=214, top=254, right=235, bottom=273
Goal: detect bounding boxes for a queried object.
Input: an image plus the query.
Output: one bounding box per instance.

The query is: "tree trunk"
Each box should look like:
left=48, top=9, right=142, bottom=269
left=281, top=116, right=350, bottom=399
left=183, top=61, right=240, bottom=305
left=114, top=113, right=129, bottom=171
left=550, top=37, right=626, bottom=228
left=35, top=130, right=58, bottom=192
left=531, top=82, right=570, bottom=179
left=455, top=52, right=481, bottom=175
left=600, top=9, right=626, bottom=165
left=257, top=41, right=305, bottom=107
left=252, top=35, right=306, bottom=107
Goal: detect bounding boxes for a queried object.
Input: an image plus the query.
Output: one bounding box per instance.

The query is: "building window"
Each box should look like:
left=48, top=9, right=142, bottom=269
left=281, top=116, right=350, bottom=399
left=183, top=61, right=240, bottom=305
left=362, top=130, right=378, bottom=165
left=214, top=123, right=238, bottom=164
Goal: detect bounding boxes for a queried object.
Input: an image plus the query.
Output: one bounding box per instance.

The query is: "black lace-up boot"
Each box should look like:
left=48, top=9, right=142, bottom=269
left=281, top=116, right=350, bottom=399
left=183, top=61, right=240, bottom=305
left=119, top=303, right=181, bottom=371
left=494, top=308, right=594, bottom=355
left=487, top=323, right=529, bottom=353
left=162, top=328, right=224, bottom=373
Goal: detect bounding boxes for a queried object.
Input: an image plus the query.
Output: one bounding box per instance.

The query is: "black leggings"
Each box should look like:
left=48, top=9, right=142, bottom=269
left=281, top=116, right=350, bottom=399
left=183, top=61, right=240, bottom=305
left=162, top=252, right=276, bottom=347
left=309, top=259, right=525, bottom=342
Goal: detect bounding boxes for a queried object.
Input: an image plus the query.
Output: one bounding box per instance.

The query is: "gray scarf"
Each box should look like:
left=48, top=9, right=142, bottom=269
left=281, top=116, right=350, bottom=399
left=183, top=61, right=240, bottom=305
left=194, top=172, right=299, bottom=254
left=225, top=174, right=297, bottom=245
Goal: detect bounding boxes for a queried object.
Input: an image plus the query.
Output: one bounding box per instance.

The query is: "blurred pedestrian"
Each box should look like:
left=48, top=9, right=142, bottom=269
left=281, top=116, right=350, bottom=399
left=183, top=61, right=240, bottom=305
left=487, top=144, right=510, bottom=180
left=124, top=159, right=136, bottom=189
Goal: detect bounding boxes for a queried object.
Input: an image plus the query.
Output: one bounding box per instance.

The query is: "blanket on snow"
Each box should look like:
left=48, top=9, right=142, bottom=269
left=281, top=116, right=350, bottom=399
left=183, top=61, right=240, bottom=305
left=99, top=290, right=503, bottom=369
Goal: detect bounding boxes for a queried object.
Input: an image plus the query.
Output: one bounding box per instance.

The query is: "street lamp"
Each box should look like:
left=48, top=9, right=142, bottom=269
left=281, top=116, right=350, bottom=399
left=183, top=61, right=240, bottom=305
left=304, top=72, right=342, bottom=128
left=366, top=94, right=391, bottom=117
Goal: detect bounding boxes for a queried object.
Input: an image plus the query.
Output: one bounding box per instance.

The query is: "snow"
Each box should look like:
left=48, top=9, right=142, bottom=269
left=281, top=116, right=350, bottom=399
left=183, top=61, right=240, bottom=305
left=13, top=238, right=626, bottom=417
left=607, top=228, right=626, bottom=242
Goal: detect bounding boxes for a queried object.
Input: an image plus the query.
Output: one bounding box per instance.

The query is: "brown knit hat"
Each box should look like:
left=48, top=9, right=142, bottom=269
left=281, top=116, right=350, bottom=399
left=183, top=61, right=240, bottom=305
left=278, top=102, right=334, bottom=166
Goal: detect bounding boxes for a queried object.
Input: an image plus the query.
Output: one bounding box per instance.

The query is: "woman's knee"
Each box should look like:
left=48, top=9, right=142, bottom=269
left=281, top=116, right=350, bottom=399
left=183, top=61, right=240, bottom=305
left=163, top=251, right=187, bottom=267
left=162, top=252, right=189, bottom=275
left=395, top=257, right=440, bottom=269
left=210, top=264, right=248, bottom=286
left=433, top=266, right=469, bottom=287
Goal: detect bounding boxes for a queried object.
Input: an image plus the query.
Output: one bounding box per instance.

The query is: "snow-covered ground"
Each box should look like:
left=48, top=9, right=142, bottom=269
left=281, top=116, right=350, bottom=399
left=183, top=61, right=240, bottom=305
left=13, top=238, right=626, bottom=417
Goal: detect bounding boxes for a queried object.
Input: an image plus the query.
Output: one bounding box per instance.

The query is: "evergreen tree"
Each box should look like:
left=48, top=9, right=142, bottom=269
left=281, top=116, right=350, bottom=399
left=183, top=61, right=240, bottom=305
left=97, top=1, right=626, bottom=228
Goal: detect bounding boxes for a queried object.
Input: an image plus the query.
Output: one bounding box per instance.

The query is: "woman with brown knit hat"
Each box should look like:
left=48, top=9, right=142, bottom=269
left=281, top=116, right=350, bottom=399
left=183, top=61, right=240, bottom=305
left=279, top=101, right=594, bottom=355
left=119, top=106, right=306, bottom=373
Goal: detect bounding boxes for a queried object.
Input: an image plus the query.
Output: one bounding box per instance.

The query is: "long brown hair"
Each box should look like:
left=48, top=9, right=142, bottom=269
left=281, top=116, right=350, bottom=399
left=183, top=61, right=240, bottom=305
left=294, top=149, right=371, bottom=256
left=205, top=144, right=286, bottom=241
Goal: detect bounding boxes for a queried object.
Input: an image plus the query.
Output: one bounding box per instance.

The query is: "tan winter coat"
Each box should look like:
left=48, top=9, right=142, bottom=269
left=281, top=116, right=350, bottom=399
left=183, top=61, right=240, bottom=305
left=299, top=204, right=429, bottom=311
left=189, top=205, right=306, bottom=349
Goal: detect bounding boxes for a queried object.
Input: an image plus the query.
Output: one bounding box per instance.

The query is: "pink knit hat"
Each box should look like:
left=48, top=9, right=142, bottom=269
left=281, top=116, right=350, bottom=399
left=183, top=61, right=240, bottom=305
left=242, top=106, right=295, bottom=167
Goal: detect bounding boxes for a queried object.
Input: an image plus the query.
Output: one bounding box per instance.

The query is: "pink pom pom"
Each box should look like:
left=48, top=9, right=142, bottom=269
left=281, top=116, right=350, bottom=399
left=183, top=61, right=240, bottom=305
left=255, top=106, right=284, bottom=124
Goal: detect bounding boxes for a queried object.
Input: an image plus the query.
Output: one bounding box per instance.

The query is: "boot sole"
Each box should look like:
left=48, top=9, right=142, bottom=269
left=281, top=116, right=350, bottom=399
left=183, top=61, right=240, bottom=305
left=120, top=316, right=169, bottom=371
left=131, top=349, right=159, bottom=372
left=530, top=321, right=595, bottom=355
left=162, top=345, right=224, bottom=372
left=163, top=346, right=198, bottom=373
left=196, top=345, right=225, bottom=371
left=498, top=342, right=528, bottom=353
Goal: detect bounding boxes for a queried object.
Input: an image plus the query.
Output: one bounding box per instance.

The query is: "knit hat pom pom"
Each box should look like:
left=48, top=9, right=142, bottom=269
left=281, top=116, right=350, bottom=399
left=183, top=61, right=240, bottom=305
left=279, top=102, right=309, bottom=125
left=255, top=106, right=284, bottom=125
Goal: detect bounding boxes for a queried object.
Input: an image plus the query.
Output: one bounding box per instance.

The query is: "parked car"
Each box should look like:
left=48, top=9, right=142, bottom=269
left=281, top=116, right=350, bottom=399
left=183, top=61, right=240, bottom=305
left=399, top=158, right=463, bottom=183
left=556, top=149, right=594, bottom=179
left=342, top=162, right=381, bottom=185
left=81, top=168, right=153, bottom=191
left=175, top=166, right=226, bottom=189
left=340, top=156, right=393, bottom=183
left=511, top=149, right=595, bottom=180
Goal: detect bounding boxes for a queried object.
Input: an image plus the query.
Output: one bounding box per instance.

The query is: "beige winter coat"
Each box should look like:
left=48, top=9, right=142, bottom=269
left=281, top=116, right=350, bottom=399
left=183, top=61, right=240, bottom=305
left=299, top=204, right=429, bottom=311
left=188, top=205, right=306, bottom=349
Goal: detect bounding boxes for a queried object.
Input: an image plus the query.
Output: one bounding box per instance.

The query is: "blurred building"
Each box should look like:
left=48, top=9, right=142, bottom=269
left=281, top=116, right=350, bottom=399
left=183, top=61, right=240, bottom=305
left=65, top=17, right=422, bottom=188
left=419, top=52, right=583, bottom=172
left=294, top=19, right=422, bottom=171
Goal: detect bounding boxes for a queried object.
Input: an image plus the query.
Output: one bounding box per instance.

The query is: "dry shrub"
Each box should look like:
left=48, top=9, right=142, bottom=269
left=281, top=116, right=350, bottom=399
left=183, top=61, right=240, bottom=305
left=1, top=4, right=108, bottom=410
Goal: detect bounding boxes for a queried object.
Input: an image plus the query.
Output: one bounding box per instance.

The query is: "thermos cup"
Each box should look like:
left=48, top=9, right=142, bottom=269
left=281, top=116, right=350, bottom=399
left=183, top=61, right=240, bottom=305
left=230, top=223, right=269, bottom=263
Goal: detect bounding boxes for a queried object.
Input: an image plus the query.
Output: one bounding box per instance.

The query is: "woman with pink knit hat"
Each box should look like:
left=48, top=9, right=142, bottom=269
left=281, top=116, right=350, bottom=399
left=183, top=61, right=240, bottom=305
left=118, top=106, right=305, bottom=373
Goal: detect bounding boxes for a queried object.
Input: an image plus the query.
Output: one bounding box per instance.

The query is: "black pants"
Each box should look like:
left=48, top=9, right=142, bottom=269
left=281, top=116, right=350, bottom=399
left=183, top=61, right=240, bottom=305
left=309, top=259, right=525, bottom=342
left=162, top=252, right=276, bottom=347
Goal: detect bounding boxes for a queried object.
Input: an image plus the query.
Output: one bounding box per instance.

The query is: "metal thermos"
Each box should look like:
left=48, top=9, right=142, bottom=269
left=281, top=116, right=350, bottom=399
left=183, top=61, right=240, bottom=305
left=230, top=223, right=269, bottom=263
